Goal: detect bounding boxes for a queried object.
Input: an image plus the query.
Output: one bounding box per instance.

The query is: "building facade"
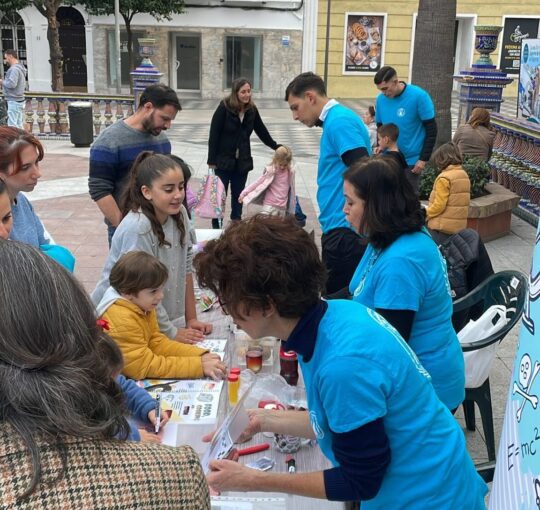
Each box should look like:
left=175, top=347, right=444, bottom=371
left=314, top=0, right=540, bottom=98
left=2, top=0, right=311, bottom=99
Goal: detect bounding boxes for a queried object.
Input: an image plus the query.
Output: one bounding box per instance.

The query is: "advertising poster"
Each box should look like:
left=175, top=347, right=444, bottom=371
left=518, top=39, right=540, bottom=123
left=343, top=13, right=386, bottom=74
left=489, top=226, right=540, bottom=509
left=500, top=18, right=540, bottom=75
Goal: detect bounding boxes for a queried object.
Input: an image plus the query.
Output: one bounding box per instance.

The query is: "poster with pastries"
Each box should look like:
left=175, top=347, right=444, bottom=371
left=343, top=13, right=386, bottom=74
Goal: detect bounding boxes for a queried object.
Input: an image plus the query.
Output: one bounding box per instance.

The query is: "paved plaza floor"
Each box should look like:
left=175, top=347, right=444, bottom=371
left=29, top=94, right=535, bottom=482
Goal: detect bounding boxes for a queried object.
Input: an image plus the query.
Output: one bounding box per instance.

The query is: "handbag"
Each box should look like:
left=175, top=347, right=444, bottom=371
left=193, top=168, right=226, bottom=219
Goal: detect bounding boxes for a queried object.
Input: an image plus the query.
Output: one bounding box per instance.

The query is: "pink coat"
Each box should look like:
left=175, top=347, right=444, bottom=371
left=239, top=164, right=296, bottom=215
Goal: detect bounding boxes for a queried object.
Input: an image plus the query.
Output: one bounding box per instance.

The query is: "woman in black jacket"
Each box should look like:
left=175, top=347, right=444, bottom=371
left=207, top=78, right=280, bottom=227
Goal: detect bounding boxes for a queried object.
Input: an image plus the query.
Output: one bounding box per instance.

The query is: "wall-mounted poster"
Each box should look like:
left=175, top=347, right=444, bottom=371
left=518, top=39, right=540, bottom=123
left=499, top=17, right=540, bottom=75
left=343, top=13, right=386, bottom=75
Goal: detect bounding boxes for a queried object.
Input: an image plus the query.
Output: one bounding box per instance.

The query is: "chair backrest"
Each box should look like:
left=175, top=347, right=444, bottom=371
left=453, top=270, right=528, bottom=352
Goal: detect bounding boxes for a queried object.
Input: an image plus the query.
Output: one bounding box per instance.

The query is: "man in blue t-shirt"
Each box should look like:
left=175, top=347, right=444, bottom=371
left=374, top=66, right=437, bottom=192
left=285, top=72, right=372, bottom=294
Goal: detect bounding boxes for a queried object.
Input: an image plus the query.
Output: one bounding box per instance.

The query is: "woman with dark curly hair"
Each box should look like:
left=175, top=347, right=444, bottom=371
left=195, top=214, right=486, bottom=509
left=343, top=156, right=464, bottom=411
left=0, top=239, right=209, bottom=508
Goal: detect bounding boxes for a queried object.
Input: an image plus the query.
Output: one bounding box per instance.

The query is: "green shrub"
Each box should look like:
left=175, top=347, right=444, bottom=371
left=419, top=155, right=491, bottom=200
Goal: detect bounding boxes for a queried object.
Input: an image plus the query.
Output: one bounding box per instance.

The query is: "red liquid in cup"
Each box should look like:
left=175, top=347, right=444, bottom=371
left=246, top=349, right=263, bottom=373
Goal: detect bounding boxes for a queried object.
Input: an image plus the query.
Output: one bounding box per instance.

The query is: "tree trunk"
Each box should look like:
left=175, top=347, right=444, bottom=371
left=122, top=13, right=135, bottom=93
left=411, top=0, right=456, bottom=145
left=43, top=0, right=63, bottom=91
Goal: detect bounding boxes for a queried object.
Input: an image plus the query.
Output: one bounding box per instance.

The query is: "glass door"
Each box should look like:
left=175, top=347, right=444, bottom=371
left=174, top=35, right=200, bottom=91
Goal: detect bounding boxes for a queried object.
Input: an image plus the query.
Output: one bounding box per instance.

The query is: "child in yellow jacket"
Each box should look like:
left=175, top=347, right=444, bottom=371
left=96, top=251, right=226, bottom=381
left=426, top=142, right=471, bottom=244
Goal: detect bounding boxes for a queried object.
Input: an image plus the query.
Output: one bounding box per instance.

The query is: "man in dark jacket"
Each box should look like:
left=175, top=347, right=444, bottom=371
left=0, top=49, right=27, bottom=129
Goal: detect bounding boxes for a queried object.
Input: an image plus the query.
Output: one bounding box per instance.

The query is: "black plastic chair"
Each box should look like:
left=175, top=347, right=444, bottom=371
left=453, top=269, right=528, bottom=468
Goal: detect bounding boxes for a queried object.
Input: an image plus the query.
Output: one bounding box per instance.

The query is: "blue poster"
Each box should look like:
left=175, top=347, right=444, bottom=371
left=490, top=224, right=540, bottom=509
left=518, top=39, right=540, bottom=123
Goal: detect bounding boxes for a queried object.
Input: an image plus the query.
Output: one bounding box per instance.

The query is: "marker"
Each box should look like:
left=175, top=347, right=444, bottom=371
left=286, top=455, right=296, bottom=473
left=154, top=393, right=162, bottom=434
left=237, top=443, right=270, bottom=456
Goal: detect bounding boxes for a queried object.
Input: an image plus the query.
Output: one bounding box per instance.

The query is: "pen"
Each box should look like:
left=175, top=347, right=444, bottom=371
left=154, top=393, right=161, bottom=434
left=236, top=443, right=270, bottom=456
left=286, top=455, right=296, bottom=473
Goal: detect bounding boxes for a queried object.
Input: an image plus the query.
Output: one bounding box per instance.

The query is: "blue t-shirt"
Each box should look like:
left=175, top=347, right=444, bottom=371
left=9, top=192, right=48, bottom=247
left=318, top=103, right=371, bottom=233
left=375, top=84, right=435, bottom=165
left=349, top=231, right=465, bottom=410
left=301, top=300, right=486, bottom=509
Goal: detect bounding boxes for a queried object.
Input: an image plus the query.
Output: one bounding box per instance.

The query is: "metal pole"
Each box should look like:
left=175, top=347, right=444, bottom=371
left=114, top=0, right=122, bottom=94
left=323, top=0, right=331, bottom=86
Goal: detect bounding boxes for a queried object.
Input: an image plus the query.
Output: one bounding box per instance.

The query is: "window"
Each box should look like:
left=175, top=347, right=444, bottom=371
left=107, top=30, right=145, bottom=86
left=1, top=13, right=27, bottom=79
left=225, top=36, right=262, bottom=90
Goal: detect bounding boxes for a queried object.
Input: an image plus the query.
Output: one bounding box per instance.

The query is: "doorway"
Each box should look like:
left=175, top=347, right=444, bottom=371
left=173, top=34, right=201, bottom=92
left=57, top=6, right=87, bottom=91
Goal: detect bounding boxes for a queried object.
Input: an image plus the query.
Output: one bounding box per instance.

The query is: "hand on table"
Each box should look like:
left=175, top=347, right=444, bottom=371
left=201, top=408, right=264, bottom=445
left=202, top=352, right=227, bottom=380
left=138, top=428, right=163, bottom=444
left=188, top=318, right=213, bottom=335
left=207, top=458, right=259, bottom=495
left=175, top=327, right=204, bottom=344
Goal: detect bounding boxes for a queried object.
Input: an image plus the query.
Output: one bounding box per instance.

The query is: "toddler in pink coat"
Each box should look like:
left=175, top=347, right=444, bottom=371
left=239, top=146, right=295, bottom=217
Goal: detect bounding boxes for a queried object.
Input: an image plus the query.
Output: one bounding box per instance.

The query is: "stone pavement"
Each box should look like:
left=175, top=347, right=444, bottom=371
left=30, top=95, right=535, bottom=480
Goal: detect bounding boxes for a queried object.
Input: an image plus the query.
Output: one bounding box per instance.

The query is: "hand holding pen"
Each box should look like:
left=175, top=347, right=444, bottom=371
left=154, top=394, right=162, bottom=434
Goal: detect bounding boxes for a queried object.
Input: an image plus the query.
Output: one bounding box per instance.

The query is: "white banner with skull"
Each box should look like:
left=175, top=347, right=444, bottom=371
left=490, top=223, right=540, bottom=509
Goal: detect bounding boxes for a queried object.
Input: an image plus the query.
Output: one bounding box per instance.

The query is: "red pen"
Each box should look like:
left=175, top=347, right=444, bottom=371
left=236, top=443, right=270, bottom=456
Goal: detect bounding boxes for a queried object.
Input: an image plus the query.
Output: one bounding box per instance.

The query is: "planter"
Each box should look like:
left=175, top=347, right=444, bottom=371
left=467, top=182, right=520, bottom=242
left=474, top=25, right=502, bottom=66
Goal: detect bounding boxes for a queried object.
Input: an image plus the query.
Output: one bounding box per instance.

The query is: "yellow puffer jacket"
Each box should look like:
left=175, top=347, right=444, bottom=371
left=427, top=165, right=471, bottom=234
left=102, top=299, right=208, bottom=380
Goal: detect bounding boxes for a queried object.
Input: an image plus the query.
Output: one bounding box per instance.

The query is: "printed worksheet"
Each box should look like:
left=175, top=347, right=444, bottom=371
left=199, top=338, right=228, bottom=358
left=137, top=379, right=224, bottom=424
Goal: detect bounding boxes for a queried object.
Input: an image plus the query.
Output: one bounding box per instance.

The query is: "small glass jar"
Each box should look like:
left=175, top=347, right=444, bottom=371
left=279, top=348, right=299, bottom=386
left=246, top=346, right=263, bottom=373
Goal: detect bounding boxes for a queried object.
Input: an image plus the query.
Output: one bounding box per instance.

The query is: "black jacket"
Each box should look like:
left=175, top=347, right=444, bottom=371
left=207, top=101, right=279, bottom=173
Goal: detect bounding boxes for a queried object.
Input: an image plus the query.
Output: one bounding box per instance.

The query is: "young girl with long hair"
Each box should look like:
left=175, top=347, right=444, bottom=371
left=92, top=151, right=213, bottom=344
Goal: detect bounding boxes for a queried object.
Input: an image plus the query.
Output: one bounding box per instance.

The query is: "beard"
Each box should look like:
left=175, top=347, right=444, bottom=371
left=142, top=113, right=162, bottom=136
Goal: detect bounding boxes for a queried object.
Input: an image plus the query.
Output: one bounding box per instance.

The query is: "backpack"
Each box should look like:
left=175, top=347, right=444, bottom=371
left=193, top=169, right=226, bottom=219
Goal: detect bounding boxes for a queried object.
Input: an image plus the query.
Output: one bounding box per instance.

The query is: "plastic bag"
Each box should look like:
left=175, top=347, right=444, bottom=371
left=193, top=168, right=226, bottom=219
left=239, top=371, right=310, bottom=453
left=458, top=304, right=508, bottom=388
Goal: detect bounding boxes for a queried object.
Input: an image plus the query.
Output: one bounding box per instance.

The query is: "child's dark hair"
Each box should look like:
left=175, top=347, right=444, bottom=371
left=377, top=123, right=399, bottom=142
left=0, top=179, right=7, bottom=196
left=122, top=151, right=186, bottom=247
left=96, top=334, right=124, bottom=377
left=431, top=142, right=463, bottom=171
left=367, top=105, right=375, bottom=118
left=109, top=251, right=169, bottom=296
left=168, top=154, right=192, bottom=219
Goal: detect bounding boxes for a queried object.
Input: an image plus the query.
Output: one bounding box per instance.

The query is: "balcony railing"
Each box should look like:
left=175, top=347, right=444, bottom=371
left=21, top=92, right=135, bottom=139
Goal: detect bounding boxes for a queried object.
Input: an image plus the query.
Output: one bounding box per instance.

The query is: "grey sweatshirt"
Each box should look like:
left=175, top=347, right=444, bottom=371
left=91, top=209, right=192, bottom=339
left=3, top=63, right=26, bottom=101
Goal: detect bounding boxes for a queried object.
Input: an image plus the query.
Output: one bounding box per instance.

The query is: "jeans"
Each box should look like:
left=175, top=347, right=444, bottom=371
left=107, top=224, right=116, bottom=248
left=211, top=168, right=249, bottom=229
left=7, top=100, right=24, bottom=129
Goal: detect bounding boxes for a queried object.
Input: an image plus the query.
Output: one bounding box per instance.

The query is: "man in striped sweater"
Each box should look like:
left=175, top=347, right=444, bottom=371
left=89, top=84, right=181, bottom=246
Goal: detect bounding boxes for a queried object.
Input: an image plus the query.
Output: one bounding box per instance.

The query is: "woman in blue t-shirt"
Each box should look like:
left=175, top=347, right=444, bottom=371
left=194, top=215, right=486, bottom=509
left=343, top=156, right=465, bottom=411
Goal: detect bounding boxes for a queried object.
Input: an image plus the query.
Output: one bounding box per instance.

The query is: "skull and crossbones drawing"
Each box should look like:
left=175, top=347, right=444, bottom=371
left=513, top=354, right=540, bottom=422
